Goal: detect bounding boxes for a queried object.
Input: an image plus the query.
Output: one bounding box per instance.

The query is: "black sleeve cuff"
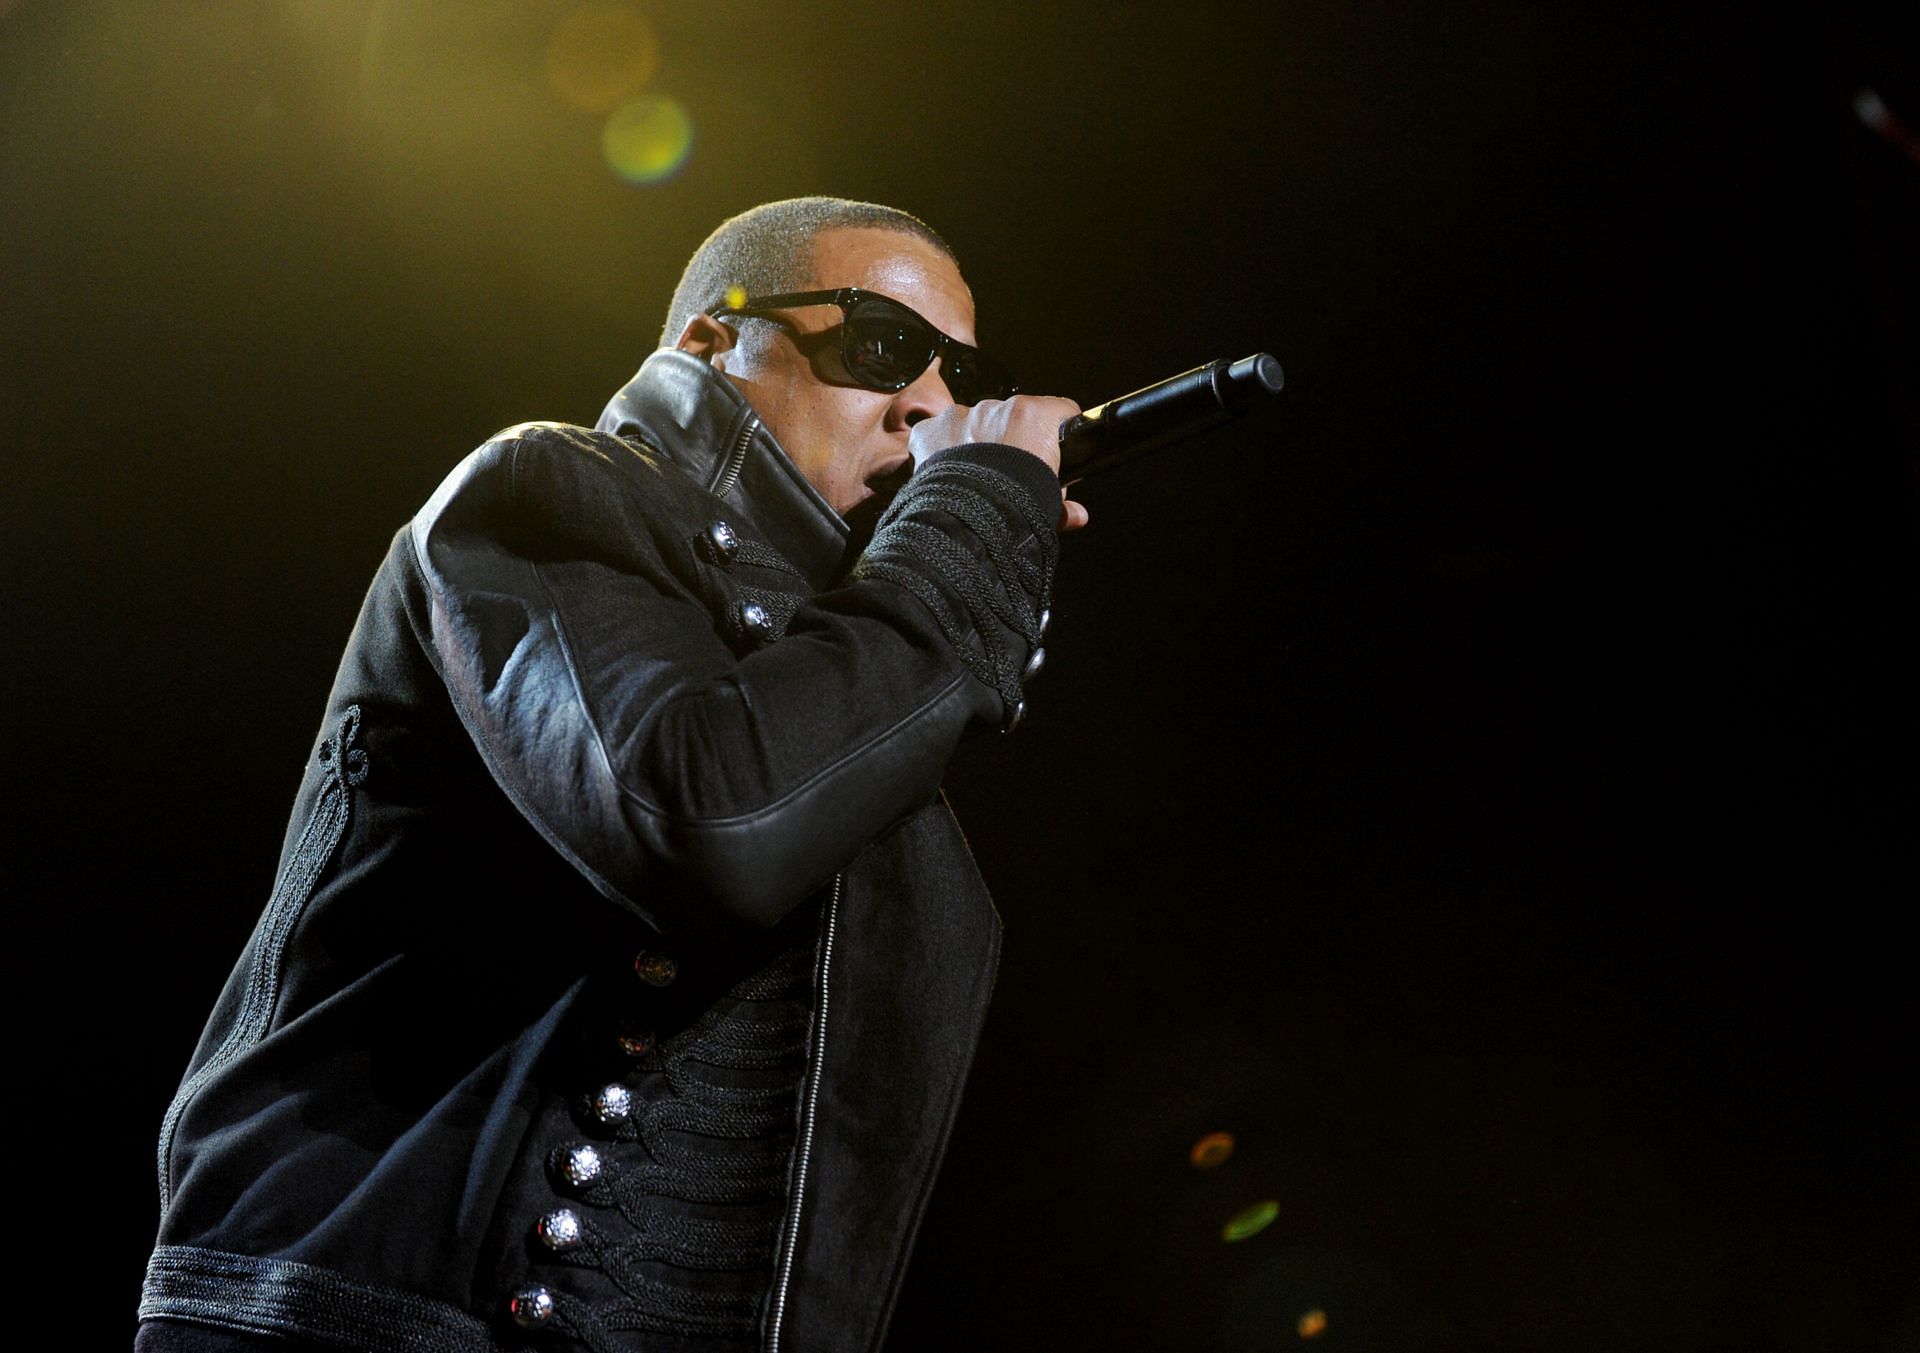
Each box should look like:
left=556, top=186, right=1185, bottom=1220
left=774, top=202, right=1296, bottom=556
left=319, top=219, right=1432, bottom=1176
left=851, top=442, right=1060, bottom=732
left=917, top=443, right=1061, bottom=533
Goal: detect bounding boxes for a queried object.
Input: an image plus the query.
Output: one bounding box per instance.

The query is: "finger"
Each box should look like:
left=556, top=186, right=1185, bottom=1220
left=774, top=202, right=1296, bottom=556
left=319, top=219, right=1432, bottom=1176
left=1059, top=497, right=1090, bottom=532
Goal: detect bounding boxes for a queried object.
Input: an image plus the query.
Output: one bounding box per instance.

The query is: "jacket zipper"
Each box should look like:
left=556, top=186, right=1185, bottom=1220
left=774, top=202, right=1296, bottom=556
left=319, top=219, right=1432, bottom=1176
left=768, top=873, right=840, bottom=1350
left=713, top=412, right=758, bottom=500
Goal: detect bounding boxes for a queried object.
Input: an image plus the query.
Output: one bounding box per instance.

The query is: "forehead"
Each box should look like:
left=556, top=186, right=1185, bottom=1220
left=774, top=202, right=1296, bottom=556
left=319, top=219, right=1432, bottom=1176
left=804, top=226, right=976, bottom=341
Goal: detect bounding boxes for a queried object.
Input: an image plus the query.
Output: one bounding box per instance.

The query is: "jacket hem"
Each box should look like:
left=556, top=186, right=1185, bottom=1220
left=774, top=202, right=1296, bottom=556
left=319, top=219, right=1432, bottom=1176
left=139, top=1245, right=504, bottom=1353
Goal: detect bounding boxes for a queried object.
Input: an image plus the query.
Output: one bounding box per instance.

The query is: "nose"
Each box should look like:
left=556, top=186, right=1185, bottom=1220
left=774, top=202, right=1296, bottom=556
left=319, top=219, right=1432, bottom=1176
left=885, top=357, right=957, bottom=431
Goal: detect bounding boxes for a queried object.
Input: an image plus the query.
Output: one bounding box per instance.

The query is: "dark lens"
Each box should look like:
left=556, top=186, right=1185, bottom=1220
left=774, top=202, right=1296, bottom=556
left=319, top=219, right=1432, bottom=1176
left=941, top=344, right=1017, bottom=405
left=842, top=298, right=934, bottom=391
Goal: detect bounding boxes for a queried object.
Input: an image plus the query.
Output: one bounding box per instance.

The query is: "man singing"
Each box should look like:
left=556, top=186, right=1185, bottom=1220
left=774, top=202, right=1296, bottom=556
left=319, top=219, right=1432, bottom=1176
left=140, top=197, right=1083, bottom=1352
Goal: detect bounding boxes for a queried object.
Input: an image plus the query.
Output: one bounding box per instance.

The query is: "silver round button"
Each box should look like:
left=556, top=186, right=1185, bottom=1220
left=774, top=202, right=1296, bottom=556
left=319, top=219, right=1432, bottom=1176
left=1037, top=606, right=1052, bottom=635
left=509, top=1286, right=556, bottom=1329
left=1022, top=646, right=1047, bottom=681
left=616, top=1024, right=655, bottom=1057
left=633, top=949, right=678, bottom=987
left=560, top=1143, right=602, bottom=1187
left=707, top=520, right=740, bottom=562
left=590, top=1083, right=634, bottom=1125
left=535, top=1208, right=583, bottom=1252
left=739, top=602, right=771, bottom=637
left=1001, top=698, right=1027, bottom=733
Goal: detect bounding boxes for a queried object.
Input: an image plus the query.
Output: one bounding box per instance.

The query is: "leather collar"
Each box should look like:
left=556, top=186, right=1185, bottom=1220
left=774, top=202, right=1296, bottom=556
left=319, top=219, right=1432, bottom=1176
left=595, top=350, right=854, bottom=590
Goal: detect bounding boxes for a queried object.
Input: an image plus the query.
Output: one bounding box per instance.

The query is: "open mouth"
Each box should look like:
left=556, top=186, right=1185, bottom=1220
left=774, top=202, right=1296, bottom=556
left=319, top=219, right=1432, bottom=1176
left=843, top=458, right=915, bottom=542
left=864, top=457, right=914, bottom=501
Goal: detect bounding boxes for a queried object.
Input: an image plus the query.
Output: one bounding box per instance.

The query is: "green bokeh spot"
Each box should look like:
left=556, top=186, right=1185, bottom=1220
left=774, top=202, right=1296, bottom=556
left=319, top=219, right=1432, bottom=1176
left=1221, top=1199, right=1280, bottom=1243
left=602, top=94, right=693, bottom=184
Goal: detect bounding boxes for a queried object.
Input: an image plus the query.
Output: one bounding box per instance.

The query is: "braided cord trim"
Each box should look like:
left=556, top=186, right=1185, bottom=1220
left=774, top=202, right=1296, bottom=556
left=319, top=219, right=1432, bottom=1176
left=731, top=584, right=802, bottom=643
left=140, top=1245, right=503, bottom=1353
left=725, top=942, right=812, bottom=998
left=558, top=1210, right=778, bottom=1275
left=732, top=537, right=804, bottom=574
left=553, top=1281, right=764, bottom=1344
left=551, top=916, right=816, bottom=1340
left=854, top=457, right=1057, bottom=715
left=636, top=1006, right=808, bottom=1076
left=700, top=522, right=807, bottom=646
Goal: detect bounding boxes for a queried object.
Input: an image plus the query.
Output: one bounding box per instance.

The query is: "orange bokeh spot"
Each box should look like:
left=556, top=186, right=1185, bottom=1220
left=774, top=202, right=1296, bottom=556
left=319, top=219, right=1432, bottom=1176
left=1298, top=1309, right=1328, bottom=1338
left=1190, top=1131, right=1235, bottom=1169
left=545, top=5, right=659, bottom=113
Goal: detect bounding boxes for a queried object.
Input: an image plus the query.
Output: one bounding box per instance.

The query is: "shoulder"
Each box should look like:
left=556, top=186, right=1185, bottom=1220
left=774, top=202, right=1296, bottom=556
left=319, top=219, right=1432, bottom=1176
left=390, top=423, right=738, bottom=643
left=410, top=421, right=718, bottom=558
left=430, top=421, right=698, bottom=517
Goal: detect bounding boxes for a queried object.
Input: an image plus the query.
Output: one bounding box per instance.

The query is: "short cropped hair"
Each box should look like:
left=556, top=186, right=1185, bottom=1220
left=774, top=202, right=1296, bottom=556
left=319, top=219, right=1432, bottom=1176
left=659, top=196, right=955, bottom=349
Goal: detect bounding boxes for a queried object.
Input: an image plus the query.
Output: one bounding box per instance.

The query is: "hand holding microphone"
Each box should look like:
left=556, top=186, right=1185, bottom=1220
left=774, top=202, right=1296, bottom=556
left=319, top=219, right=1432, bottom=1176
left=908, top=394, right=1090, bottom=531
left=907, top=351, right=1283, bottom=532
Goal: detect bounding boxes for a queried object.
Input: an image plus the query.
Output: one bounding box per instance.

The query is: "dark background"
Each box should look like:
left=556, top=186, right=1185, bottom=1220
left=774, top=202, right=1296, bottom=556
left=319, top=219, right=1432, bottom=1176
left=4, top=2, right=1915, bottom=1349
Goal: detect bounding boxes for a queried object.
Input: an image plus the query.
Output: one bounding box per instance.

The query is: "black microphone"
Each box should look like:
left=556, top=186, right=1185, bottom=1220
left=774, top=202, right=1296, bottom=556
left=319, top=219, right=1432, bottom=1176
left=1057, top=353, right=1284, bottom=481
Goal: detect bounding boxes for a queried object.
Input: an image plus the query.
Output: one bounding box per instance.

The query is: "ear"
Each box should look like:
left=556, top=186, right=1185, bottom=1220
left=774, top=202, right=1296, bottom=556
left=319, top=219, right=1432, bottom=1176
left=675, top=313, right=738, bottom=370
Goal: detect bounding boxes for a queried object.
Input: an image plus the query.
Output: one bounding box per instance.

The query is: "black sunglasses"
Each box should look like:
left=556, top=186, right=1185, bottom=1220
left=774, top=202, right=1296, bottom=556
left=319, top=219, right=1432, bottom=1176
left=709, top=287, right=1018, bottom=405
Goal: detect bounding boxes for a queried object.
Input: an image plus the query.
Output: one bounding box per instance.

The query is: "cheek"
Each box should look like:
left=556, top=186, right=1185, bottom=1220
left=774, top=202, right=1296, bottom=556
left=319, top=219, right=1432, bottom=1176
left=775, top=393, right=862, bottom=497
left=804, top=397, right=883, bottom=460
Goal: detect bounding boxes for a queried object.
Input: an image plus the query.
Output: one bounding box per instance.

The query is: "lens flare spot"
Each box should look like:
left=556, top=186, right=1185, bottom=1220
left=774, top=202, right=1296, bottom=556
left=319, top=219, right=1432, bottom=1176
left=1190, top=1132, right=1235, bottom=1169
left=1298, top=1309, right=1328, bottom=1338
left=602, top=95, right=693, bottom=184
left=545, top=4, right=659, bottom=113
left=1222, top=1199, right=1279, bottom=1242
left=724, top=285, right=748, bottom=310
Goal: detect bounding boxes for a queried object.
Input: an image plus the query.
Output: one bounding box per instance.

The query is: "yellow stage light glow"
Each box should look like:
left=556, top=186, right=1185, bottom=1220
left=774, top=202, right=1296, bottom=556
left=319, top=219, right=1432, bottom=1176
left=544, top=4, right=659, bottom=113
left=602, top=95, right=693, bottom=184
left=1221, top=1199, right=1279, bottom=1242
left=725, top=285, right=748, bottom=310
left=1298, top=1308, right=1328, bottom=1338
left=1190, top=1131, right=1235, bottom=1169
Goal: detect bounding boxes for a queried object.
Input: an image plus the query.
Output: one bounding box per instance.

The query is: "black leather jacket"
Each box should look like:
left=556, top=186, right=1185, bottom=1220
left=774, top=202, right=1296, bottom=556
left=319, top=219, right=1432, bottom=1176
left=140, top=351, right=1060, bottom=1352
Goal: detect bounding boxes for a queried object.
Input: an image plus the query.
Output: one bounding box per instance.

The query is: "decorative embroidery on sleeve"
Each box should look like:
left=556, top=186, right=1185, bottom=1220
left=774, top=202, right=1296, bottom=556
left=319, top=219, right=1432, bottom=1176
left=155, top=706, right=370, bottom=1211
left=853, top=459, right=1056, bottom=715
